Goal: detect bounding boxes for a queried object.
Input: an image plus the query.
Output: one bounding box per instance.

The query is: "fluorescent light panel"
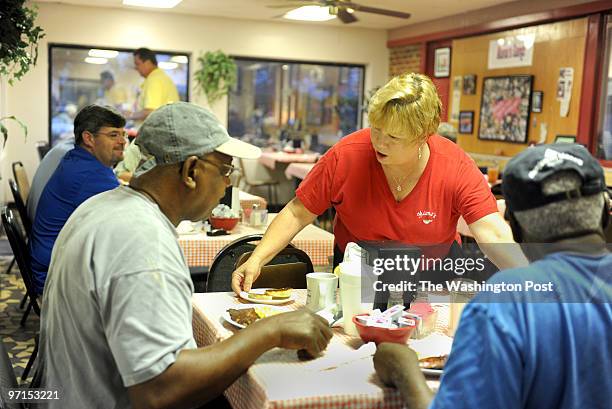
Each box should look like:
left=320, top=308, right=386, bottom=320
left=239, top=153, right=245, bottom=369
left=84, top=57, right=108, bottom=65
left=123, top=0, right=182, bottom=9
left=284, top=6, right=336, bottom=22
left=88, top=49, right=118, bottom=58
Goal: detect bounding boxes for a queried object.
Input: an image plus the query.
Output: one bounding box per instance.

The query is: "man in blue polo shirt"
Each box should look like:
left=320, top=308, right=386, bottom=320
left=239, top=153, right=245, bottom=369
left=372, top=144, right=611, bottom=409
left=29, top=105, right=126, bottom=294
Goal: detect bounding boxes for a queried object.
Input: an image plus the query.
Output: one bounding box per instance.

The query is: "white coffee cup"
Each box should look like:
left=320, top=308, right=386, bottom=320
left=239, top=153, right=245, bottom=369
left=306, top=272, right=338, bottom=312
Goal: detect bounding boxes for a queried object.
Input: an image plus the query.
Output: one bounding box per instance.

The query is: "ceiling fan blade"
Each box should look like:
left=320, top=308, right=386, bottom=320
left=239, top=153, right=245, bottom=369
left=337, top=8, right=358, bottom=24
left=335, top=1, right=411, bottom=19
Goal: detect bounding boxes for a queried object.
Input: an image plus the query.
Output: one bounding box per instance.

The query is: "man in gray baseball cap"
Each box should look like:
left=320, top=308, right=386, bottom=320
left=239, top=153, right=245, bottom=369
left=38, top=102, right=332, bottom=409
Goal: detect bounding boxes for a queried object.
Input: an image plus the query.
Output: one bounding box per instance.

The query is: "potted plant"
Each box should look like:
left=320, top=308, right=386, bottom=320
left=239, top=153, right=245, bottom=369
left=194, top=50, right=237, bottom=106
left=0, top=0, right=45, bottom=145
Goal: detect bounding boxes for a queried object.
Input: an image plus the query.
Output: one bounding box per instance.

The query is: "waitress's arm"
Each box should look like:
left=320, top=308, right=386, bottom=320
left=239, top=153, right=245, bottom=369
left=468, top=212, right=529, bottom=270
left=231, top=197, right=318, bottom=293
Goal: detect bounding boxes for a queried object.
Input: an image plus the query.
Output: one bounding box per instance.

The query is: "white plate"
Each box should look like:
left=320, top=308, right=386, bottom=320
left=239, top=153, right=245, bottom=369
left=223, top=304, right=289, bottom=329
left=420, top=368, right=443, bottom=377
left=239, top=288, right=295, bottom=305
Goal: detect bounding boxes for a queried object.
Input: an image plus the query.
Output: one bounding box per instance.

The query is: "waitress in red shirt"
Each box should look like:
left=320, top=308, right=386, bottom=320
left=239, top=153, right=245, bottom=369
left=232, top=73, right=525, bottom=293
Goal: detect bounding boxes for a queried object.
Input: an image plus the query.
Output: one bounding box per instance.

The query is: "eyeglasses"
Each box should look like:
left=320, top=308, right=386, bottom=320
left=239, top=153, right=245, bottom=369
left=94, top=131, right=128, bottom=140
left=201, top=159, right=239, bottom=178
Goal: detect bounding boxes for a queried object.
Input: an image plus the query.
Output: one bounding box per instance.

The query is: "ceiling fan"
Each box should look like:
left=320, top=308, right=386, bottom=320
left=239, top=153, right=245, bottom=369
left=268, top=0, right=411, bottom=24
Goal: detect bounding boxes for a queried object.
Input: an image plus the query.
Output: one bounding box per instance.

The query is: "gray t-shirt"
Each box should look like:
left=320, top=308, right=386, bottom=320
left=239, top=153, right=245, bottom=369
left=38, top=186, right=196, bottom=409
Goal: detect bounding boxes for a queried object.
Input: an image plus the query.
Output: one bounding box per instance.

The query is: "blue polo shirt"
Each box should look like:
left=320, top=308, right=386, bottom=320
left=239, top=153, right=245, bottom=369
left=29, top=146, right=119, bottom=294
left=431, top=252, right=612, bottom=409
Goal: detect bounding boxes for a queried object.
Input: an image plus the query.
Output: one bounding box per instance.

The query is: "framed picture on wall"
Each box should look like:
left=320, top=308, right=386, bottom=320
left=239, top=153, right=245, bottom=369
left=532, top=91, right=543, bottom=113
left=459, top=111, right=474, bottom=134
left=434, top=47, right=451, bottom=78
left=478, top=75, right=533, bottom=143
left=463, top=74, right=477, bottom=95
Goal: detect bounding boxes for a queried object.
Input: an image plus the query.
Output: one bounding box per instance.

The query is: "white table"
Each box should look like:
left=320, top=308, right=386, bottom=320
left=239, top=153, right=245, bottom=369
left=191, top=290, right=445, bottom=409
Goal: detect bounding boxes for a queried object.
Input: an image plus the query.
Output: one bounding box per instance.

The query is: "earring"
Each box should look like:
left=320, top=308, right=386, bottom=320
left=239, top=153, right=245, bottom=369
left=418, top=146, right=422, bottom=160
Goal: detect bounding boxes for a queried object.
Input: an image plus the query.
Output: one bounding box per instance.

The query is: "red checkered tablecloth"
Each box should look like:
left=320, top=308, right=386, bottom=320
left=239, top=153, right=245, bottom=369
left=192, top=291, right=408, bottom=409
left=284, top=163, right=315, bottom=180
left=239, top=191, right=267, bottom=211
left=178, top=214, right=333, bottom=268
left=259, top=151, right=320, bottom=170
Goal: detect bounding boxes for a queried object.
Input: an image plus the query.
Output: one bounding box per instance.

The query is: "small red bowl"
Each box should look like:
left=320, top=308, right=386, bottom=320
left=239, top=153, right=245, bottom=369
left=352, top=314, right=416, bottom=344
left=209, top=217, right=240, bottom=231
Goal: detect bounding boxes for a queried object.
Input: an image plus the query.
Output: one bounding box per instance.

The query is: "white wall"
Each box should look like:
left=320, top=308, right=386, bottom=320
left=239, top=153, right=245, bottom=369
left=2, top=2, right=389, bottom=203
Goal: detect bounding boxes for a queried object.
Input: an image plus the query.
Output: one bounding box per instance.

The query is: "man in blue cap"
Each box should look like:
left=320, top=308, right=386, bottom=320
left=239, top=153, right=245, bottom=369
left=38, top=102, right=332, bottom=409
left=373, top=143, right=611, bottom=409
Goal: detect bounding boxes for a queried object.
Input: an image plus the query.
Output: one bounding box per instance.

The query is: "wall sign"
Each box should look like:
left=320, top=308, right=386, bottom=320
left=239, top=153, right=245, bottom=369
left=488, top=33, right=535, bottom=69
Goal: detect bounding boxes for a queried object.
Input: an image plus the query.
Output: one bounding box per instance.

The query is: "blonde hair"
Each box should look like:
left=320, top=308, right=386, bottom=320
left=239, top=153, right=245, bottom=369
left=368, top=73, right=442, bottom=143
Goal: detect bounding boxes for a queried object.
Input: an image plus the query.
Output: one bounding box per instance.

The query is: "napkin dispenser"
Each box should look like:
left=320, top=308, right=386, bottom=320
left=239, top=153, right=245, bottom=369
left=358, top=241, right=422, bottom=311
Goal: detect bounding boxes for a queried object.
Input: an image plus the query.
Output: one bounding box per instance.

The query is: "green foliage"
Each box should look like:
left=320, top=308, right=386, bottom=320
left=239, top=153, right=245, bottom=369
left=0, top=116, right=28, bottom=148
left=194, top=50, right=237, bottom=105
left=0, top=0, right=46, bottom=85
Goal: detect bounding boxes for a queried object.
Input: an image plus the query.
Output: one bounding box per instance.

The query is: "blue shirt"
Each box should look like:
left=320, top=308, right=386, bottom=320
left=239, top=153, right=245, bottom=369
left=431, top=252, right=612, bottom=409
left=29, top=146, right=119, bottom=293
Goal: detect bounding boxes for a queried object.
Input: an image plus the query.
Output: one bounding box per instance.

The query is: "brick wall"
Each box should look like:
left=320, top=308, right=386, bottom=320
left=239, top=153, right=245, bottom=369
left=389, top=44, right=422, bottom=78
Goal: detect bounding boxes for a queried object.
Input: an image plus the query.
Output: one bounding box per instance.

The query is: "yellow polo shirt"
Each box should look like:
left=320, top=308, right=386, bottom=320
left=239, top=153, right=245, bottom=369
left=138, top=68, right=179, bottom=111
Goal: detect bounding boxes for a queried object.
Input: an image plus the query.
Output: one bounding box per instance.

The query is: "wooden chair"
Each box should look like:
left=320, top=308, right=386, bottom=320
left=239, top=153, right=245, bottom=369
left=12, top=162, right=30, bottom=203
left=235, top=250, right=312, bottom=289
left=8, top=180, right=32, bottom=236
left=206, top=234, right=312, bottom=292
left=239, top=158, right=279, bottom=205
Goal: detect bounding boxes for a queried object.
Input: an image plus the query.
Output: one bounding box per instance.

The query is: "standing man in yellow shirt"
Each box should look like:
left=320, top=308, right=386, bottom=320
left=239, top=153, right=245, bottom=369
left=117, top=47, right=180, bottom=181
left=132, top=47, right=180, bottom=120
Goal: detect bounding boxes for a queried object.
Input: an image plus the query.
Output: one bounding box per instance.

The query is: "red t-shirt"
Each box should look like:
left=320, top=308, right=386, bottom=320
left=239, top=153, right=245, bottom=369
left=296, top=128, right=498, bottom=252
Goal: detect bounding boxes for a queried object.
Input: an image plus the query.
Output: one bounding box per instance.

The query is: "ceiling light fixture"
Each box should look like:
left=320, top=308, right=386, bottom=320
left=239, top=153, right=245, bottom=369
left=122, top=0, right=183, bottom=9
left=158, top=61, right=178, bottom=70
left=283, top=6, right=336, bottom=22
left=88, top=49, right=118, bottom=59
left=84, top=57, right=108, bottom=65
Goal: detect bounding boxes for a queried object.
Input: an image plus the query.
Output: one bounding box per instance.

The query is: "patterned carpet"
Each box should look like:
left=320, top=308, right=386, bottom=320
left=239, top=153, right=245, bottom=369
left=0, top=254, right=38, bottom=384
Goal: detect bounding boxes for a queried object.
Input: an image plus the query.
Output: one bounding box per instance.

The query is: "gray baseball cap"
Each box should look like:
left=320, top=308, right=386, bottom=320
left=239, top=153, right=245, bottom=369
left=135, top=102, right=260, bottom=170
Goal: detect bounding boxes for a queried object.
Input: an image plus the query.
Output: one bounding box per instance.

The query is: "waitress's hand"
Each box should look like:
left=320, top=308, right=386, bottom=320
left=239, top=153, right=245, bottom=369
left=231, top=256, right=263, bottom=294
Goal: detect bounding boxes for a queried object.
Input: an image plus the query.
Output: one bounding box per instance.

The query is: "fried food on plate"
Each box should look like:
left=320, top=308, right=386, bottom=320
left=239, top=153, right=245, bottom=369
left=418, top=355, right=447, bottom=369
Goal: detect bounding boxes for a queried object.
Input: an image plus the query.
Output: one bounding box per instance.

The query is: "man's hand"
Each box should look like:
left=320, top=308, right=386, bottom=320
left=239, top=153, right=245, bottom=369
left=231, top=257, right=263, bottom=294
left=257, top=309, right=333, bottom=357
left=373, top=343, right=434, bottom=409
left=374, top=343, right=419, bottom=386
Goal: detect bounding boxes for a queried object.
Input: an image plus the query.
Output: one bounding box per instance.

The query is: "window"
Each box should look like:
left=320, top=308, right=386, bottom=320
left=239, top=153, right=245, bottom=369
left=228, top=58, right=364, bottom=152
left=49, top=44, right=189, bottom=145
left=596, top=15, right=612, bottom=160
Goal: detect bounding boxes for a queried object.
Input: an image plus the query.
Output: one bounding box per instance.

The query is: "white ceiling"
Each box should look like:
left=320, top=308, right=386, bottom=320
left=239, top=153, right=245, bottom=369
left=36, top=0, right=520, bottom=29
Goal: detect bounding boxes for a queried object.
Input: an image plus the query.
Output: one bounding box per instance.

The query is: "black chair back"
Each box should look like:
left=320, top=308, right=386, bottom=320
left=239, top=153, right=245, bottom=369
left=206, top=234, right=312, bottom=292
left=236, top=249, right=312, bottom=289
left=0, top=339, right=25, bottom=409
left=1, top=207, right=40, bottom=314
left=8, top=180, right=31, bottom=237
left=35, top=141, right=51, bottom=160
